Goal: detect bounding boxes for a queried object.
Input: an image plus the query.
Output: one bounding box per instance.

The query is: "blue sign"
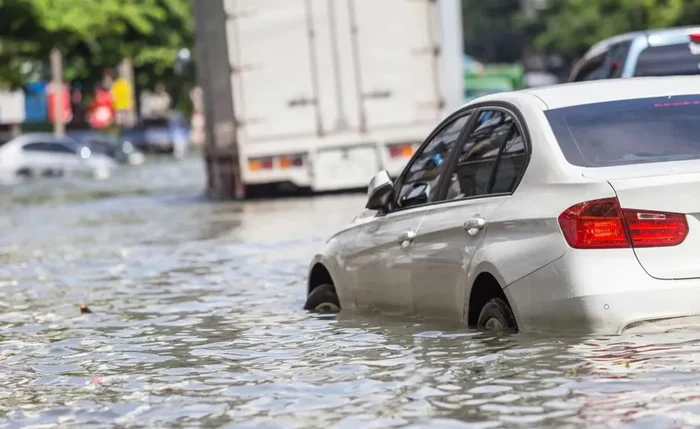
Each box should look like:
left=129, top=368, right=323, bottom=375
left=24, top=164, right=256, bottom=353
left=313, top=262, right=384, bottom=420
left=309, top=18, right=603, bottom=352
left=24, top=81, right=48, bottom=122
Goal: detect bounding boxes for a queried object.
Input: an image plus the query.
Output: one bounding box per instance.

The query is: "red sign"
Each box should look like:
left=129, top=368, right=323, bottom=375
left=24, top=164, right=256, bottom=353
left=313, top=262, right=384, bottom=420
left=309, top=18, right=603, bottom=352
left=46, top=83, right=72, bottom=123
left=88, top=87, right=115, bottom=129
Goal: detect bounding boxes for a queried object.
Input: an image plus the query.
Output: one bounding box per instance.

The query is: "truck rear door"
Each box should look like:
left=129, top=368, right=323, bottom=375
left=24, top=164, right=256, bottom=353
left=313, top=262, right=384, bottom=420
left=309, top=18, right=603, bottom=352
left=225, top=0, right=325, bottom=142
left=339, top=0, right=444, bottom=132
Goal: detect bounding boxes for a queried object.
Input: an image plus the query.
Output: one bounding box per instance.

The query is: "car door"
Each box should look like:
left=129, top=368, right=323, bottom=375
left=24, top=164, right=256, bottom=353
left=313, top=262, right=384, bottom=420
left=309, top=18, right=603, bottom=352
left=349, top=111, right=474, bottom=315
left=410, top=107, right=529, bottom=320
left=46, top=141, right=83, bottom=175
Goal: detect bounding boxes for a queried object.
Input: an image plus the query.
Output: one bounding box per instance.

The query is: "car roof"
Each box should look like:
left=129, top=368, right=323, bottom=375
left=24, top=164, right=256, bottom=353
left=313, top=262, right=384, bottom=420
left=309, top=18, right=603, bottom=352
left=517, top=76, right=700, bottom=110
left=4, top=132, right=81, bottom=147
left=583, top=25, right=700, bottom=59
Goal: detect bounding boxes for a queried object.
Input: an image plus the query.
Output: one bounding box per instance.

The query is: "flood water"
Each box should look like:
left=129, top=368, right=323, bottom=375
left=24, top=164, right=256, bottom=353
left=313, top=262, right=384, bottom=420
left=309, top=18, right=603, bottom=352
left=2, top=156, right=700, bottom=429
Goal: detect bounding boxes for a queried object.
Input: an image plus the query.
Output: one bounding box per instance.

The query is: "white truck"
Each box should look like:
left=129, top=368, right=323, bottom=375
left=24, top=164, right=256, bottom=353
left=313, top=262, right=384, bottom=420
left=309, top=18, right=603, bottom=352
left=222, top=0, right=464, bottom=193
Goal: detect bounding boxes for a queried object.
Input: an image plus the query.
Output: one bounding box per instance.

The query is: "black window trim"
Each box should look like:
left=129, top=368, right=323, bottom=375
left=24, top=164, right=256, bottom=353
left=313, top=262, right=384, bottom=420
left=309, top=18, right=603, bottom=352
left=432, top=102, right=532, bottom=204
left=386, top=107, right=479, bottom=215
left=386, top=101, right=532, bottom=215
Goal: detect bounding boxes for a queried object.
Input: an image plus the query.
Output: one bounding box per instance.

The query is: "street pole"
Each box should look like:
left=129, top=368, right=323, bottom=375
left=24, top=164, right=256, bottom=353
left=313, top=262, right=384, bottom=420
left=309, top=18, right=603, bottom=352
left=191, top=0, right=244, bottom=200
left=50, top=48, right=65, bottom=136
left=118, top=57, right=137, bottom=128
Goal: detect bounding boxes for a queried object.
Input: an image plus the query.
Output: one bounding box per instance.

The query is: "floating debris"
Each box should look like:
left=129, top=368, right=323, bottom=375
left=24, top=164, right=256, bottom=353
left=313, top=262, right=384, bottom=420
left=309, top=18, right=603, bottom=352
left=80, top=304, right=92, bottom=314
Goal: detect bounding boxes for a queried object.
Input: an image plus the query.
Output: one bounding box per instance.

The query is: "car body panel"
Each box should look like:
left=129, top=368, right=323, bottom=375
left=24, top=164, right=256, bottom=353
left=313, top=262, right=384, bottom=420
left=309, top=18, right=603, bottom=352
left=410, top=196, right=507, bottom=319
left=348, top=206, right=428, bottom=315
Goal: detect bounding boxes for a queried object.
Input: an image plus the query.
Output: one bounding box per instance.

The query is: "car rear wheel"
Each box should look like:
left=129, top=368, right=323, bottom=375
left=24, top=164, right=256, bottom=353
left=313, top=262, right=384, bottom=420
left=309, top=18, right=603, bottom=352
left=303, top=284, right=340, bottom=313
left=477, top=298, right=517, bottom=331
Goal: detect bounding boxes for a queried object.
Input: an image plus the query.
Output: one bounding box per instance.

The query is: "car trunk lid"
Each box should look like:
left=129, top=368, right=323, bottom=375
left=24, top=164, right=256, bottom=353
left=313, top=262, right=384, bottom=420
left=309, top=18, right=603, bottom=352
left=598, top=169, right=700, bottom=279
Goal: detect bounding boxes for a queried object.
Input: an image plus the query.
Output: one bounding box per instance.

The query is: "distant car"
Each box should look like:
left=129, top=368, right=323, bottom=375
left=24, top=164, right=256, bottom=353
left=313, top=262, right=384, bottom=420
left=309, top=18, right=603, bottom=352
left=304, top=76, right=700, bottom=335
left=67, top=130, right=145, bottom=166
left=569, top=26, right=700, bottom=82
left=0, top=133, right=118, bottom=183
left=122, top=114, right=190, bottom=157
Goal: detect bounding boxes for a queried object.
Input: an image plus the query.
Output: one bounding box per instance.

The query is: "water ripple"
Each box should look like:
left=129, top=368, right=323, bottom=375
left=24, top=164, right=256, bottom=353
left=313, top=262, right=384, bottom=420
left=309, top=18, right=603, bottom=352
left=1, top=157, right=700, bottom=428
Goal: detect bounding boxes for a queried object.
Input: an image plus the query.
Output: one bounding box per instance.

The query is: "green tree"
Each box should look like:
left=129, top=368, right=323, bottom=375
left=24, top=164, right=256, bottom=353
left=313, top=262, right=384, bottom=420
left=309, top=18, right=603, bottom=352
left=0, top=0, right=193, bottom=100
left=525, top=0, right=700, bottom=58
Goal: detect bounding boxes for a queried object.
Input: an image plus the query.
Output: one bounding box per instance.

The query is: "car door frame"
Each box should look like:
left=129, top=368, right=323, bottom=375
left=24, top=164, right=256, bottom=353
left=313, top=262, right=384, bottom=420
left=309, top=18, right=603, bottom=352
left=406, top=100, right=533, bottom=320
left=349, top=106, right=479, bottom=314
left=382, top=106, right=481, bottom=216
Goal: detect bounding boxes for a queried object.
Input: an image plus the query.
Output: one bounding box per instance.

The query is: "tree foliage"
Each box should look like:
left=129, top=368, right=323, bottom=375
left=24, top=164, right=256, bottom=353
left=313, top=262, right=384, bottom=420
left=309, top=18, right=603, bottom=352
left=0, top=0, right=193, bottom=94
left=525, top=0, right=700, bottom=58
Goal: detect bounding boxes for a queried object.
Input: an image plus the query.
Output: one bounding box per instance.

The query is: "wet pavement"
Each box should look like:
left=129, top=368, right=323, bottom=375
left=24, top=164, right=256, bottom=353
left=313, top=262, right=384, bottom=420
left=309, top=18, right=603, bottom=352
left=2, top=156, right=700, bottom=428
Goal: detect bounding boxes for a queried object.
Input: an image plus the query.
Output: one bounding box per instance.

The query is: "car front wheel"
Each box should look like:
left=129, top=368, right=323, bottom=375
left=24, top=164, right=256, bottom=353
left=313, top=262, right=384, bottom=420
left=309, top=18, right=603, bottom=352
left=303, top=284, right=340, bottom=313
left=477, top=298, right=517, bottom=331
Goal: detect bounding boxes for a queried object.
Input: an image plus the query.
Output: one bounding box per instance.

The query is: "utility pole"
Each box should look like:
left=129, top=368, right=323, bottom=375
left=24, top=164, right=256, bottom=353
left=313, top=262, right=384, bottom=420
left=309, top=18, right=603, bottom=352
left=191, top=0, right=244, bottom=199
left=116, top=57, right=137, bottom=128
left=50, top=48, right=65, bottom=136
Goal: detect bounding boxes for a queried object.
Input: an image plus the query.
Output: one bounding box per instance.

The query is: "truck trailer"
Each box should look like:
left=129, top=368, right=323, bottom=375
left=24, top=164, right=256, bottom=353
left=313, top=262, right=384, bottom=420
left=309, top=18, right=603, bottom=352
left=194, top=0, right=464, bottom=197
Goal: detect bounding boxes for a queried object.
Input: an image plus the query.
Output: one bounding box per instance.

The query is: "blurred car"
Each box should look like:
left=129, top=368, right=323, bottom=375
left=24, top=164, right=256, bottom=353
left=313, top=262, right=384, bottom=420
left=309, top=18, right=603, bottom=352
left=0, top=132, right=117, bottom=182
left=304, top=75, right=700, bottom=335
left=67, top=130, right=145, bottom=166
left=122, top=113, right=190, bottom=157
left=569, top=26, right=700, bottom=82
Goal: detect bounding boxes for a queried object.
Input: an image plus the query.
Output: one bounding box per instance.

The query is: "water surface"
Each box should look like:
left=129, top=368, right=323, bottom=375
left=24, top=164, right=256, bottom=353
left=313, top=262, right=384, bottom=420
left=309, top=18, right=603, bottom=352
left=1, top=156, right=700, bottom=429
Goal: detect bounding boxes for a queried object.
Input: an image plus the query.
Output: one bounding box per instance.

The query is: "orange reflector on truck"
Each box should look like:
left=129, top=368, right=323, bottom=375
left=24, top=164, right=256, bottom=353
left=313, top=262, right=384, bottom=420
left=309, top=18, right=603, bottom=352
left=249, top=155, right=303, bottom=171
left=248, top=157, right=273, bottom=171
left=389, top=144, right=415, bottom=158
left=279, top=155, right=304, bottom=169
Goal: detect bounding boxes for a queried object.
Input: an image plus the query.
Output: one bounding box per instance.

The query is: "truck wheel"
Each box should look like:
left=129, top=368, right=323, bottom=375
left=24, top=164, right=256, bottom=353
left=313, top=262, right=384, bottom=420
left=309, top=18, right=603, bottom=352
left=303, top=284, right=340, bottom=313
left=477, top=298, right=517, bottom=331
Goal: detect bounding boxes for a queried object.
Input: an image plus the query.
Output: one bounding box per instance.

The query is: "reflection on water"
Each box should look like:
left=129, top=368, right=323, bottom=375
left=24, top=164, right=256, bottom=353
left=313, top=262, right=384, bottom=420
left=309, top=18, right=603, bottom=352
left=1, top=156, right=700, bottom=428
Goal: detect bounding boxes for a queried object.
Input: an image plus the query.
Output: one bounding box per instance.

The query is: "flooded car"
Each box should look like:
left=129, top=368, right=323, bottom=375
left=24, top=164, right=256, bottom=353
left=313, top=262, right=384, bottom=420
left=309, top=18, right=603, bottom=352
left=0, top=132, right=118, bottom=183
left=67, top=130, right=146, bottom=166
left=305, top=76, right=700, bottom=335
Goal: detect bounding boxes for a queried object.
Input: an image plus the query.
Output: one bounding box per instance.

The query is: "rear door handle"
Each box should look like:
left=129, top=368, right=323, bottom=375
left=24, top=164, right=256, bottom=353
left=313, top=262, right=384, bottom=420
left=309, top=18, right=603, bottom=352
left=398, top=230, right=416, bottom=247
left=463, top=217, right=486, bottom=236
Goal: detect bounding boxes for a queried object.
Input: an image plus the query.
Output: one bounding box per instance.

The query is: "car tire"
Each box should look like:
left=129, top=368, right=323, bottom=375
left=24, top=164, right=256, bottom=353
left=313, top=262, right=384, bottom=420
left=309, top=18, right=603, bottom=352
left=303, top=284, right=340, bottom=313
left=477, top=298, right=517, bottom=331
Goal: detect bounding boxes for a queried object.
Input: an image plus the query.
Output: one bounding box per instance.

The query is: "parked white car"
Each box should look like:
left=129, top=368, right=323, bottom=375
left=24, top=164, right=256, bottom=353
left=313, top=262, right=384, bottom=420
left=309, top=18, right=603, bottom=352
left=304, top=75, right=700, bottom=335
left=0, top=133, right=118, bottom=183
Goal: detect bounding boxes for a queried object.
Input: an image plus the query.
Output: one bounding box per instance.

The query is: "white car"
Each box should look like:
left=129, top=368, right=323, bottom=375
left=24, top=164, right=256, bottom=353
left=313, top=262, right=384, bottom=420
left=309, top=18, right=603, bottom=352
left=0, top=133, right=118, bottom=183
left=304, top=75, right=700, bottom=335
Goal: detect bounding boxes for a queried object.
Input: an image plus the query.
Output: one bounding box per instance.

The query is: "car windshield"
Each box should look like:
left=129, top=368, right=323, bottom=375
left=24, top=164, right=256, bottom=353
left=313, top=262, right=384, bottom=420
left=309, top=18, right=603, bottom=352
left=545, top=94, right=700, bottom=167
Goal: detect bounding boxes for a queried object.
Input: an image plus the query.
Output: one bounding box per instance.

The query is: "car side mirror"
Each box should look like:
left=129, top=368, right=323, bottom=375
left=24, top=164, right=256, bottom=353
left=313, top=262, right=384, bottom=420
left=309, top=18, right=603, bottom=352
left=366, top=170, right=394, bottom=211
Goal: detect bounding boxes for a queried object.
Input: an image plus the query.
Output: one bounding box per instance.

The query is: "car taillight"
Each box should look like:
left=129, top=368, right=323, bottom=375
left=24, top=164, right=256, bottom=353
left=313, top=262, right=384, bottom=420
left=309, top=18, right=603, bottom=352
left=557, top=197, right=688, bottom=249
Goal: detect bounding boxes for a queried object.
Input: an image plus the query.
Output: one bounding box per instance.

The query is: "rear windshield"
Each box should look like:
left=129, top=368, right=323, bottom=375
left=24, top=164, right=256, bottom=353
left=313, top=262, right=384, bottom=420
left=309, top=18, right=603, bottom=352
left=634, top=44, right=700, bottom=77
left=545, top=94, right=700, bottom=167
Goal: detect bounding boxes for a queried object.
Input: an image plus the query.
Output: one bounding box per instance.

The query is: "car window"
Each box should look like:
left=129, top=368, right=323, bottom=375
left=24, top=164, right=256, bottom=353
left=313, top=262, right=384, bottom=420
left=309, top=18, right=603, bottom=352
left=633, top=44, right=700, bottom=77
left=604, top=41, right=632, bottom=78
left=442, top=110, right=514, bottom=201
left=545, top=94, right=700, bottom=167
left=22, top=142, right=46, bottom=152
left=490, top=127, right=527, bottom=194
left=394, top=113, right=472, bottom=209
left=49, top=142, right=78, bottom=154
left=570, top=52, right=607, bottom=82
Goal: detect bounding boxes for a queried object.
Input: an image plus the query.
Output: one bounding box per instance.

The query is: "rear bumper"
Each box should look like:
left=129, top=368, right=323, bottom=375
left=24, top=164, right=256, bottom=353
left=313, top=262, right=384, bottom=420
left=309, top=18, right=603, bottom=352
left=505, top=249, right=700, bottom=334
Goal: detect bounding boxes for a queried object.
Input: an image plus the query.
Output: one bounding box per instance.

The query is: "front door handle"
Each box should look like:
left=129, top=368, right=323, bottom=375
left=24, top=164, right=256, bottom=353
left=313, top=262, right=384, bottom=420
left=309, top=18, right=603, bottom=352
left=463, top=217, right=486, bottom=236
left=398, top=230, right=416, bottom=247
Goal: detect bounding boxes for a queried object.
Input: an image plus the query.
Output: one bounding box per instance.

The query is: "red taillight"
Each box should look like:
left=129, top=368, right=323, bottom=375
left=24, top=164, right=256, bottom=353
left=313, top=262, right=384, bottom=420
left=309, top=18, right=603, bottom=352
left=690, top=33, right=700, bottom=43
left=558, top=197, right=688, bottom=249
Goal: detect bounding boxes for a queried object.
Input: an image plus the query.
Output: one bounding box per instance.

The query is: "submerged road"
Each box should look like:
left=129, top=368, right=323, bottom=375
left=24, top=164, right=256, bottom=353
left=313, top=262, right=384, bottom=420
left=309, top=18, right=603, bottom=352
left=1, top=155, right=700, bottom=428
